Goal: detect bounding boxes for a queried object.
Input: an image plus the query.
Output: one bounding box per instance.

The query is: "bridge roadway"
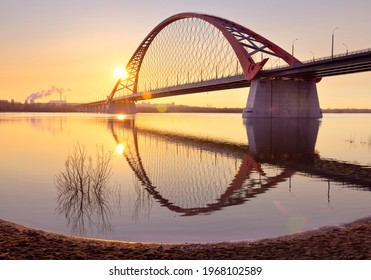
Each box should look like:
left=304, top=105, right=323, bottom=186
left=82, top=48, right=371, bottom=107
left=264, top=48, right=371, bottom=79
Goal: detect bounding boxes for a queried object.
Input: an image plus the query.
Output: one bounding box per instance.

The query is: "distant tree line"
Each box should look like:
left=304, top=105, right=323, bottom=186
left=136, top=104, right=371, bottom=114
left=322, top=108, right=371, bottom=113
left=1, top=100, right=371, bottom=114
left=136, top=103, right=243, bottom=113
left=0, top=101, right=78, bottom=112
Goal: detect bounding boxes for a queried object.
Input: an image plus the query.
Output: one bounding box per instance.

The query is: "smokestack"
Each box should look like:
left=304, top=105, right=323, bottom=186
left=25, top=86, right=70, bottom=103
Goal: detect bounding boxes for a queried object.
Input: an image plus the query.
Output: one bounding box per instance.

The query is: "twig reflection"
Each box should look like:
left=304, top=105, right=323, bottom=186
left=55, top=142, right=116, bottom=235
left=132, top=178, right=153, bottom=221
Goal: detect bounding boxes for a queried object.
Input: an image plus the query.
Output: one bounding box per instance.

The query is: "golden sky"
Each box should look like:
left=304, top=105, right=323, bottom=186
left=1, top=0, right=371, bottom=108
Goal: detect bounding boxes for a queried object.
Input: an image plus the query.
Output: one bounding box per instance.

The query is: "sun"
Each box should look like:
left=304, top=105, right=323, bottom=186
left=115, top=67, right=128, bottom=79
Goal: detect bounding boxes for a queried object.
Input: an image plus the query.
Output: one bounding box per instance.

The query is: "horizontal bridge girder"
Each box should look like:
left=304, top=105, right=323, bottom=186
left=111, top=75, right=249, bottom=103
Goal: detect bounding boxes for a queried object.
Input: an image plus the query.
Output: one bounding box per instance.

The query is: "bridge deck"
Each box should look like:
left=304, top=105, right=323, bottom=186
left=263, top=48, right=371, bottom=79
left=78, top=48, right=371, bottom=108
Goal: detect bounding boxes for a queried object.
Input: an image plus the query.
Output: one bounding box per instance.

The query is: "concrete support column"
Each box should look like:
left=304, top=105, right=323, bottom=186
left=243, top=79, right=322, bottom=118
left=106, top=100, right=137, bottom=115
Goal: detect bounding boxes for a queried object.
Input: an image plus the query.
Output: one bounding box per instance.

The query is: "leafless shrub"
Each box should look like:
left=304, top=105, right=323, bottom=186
left=55, top=142, right=114, bottom=235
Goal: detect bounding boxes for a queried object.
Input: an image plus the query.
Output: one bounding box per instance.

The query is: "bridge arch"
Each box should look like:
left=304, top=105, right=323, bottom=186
left=108, top=12, right=301, bottom=103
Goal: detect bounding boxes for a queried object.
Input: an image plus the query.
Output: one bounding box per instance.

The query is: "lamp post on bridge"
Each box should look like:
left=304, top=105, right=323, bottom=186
left=331, top=27, right=339, bottom=60
left=343, top=43, right=348, bottom=55
left=291, top=38, right=298, bottom=67
left=309, top=51, right=315, bottom=62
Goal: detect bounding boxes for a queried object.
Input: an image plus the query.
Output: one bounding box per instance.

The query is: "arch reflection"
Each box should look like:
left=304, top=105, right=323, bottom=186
left=109, top=118, right=296, bottom=216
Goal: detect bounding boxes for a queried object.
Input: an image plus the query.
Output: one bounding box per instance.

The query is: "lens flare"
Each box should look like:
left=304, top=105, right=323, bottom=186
left=142, top=91, right=152, bottom=100
left=287, top=214, right=307, bottom=233
left=156, top=104, right=168, bottom=113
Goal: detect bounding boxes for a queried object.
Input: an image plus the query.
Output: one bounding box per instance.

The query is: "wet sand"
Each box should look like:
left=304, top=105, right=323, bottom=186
left=1, top=217, right=370, bottom=260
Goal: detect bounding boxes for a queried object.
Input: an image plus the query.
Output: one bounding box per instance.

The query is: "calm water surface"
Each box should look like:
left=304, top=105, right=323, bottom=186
left=0, top=112, right=370, bottom=243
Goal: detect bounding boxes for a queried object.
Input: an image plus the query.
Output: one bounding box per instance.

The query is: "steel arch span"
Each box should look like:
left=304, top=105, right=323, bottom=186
left=107, top=12, right=301, bottom=104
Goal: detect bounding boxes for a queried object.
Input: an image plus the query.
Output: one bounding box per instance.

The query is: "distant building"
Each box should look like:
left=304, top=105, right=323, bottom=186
left=49, top=100, right=67, bottom=106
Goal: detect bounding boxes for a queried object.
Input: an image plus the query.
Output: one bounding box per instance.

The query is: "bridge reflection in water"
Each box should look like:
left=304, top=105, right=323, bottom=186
left=109, top=117, right=322, bottom=217
left=112, top=115, right=371, bottom=217
left=246, top=118, right=320, bottom=159
left=55, top=115, right=371, bottom=238
left=56, top=117, right=371, bottom=240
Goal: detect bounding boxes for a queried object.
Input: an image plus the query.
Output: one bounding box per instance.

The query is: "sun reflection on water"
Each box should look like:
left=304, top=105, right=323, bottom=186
left=116, top=143, right=125, bottom=155
left=116, top=114, right=126, bottom=121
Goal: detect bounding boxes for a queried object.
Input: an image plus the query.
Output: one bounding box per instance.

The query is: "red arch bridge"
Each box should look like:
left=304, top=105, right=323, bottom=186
left=77, top=13, right=371, bottom=118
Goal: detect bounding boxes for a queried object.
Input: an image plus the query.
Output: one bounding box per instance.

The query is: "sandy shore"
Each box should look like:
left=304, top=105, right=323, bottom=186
left=1, top=217, right=370, bottom=260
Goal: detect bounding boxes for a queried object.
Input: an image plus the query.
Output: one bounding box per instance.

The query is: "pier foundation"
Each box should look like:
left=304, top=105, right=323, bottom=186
left=243, top=79, right=322, bottom=118
left=107, top=100, right=137, bottom=115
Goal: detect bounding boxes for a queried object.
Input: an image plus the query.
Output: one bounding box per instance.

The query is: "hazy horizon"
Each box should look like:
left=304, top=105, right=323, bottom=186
left=1, top=0, right=371, bottom=108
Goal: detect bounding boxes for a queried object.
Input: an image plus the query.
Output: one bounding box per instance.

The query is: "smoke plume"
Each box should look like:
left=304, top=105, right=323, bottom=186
left=25, top=86, right=70, bottom=103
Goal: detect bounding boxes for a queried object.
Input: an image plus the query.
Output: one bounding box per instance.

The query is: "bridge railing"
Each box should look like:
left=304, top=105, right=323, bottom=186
left=265, top=47, right=371, bottom=71
left=301, top=47, right=371, bottom=64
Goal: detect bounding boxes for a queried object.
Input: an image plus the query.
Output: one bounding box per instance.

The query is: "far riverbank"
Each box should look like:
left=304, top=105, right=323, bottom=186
left=1, top=100, right=371, bottom=114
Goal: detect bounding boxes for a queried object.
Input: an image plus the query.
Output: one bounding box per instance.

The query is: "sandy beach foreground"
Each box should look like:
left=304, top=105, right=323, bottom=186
left=1, top=217, right=370, bottom=260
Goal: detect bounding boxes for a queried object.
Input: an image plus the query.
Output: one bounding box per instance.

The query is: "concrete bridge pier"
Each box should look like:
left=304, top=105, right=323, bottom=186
left=243, top=79, right=322, bottom=118
left=106, top=100, right=137, bottom=115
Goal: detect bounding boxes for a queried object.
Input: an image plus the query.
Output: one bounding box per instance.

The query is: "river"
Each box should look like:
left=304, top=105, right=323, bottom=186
left=0, top=112, right=370, bottom=242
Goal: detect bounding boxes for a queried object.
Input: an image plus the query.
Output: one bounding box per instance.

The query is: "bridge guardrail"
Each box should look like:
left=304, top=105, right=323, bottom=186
left=264, top=47, right=371, bottom=71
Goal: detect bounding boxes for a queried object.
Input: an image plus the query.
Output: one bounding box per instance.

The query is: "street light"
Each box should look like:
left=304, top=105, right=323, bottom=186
left=291, top=38, right=298, bottom=67
left=331, top=27, right=339, bottom=60
left=343, top=43, right=348, bottom=55
left=309, top=50, right=315, bottom=62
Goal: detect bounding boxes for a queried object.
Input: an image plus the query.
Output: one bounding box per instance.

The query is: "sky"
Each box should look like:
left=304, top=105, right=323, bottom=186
left=1, top=0, right=371, bottom=108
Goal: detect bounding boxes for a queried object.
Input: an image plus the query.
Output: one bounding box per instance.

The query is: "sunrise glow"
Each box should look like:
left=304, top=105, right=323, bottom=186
left=115, top=67, right=128, bottom=79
